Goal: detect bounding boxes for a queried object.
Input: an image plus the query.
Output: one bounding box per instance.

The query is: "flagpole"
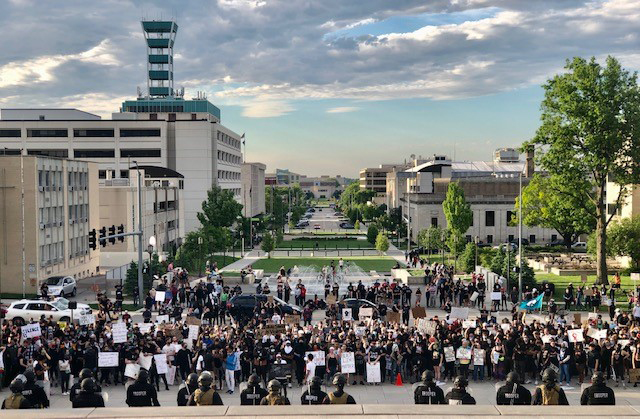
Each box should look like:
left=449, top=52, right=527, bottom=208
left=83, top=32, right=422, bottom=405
left=242, top=133, right=246, bottom=163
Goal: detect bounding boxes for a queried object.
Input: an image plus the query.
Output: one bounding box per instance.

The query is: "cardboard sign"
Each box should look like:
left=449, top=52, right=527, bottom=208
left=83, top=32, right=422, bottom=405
left=285, top=315, right=301, bottom=324
left=456, top=347, right=472, bottom=360
left=568, top=329, right=584, bottom=343
left=185, top=317, right=202, bottom=326
left=444, top=346, right=455, bottom=363
left=261, top=323, right=286, bottom=336
left=326, top=294, right=337, bottom=305
left=78, top=314, right=95, bottom=326
left=587, top=328, right=607, bottom=340
left=463, top=320, right=476, bottom=329
left=125, top=363, right=140, bottom=379
left=359, top=307, right=373, bottom=318
left=629, top=368, right=640, bottom=383
left=155, top=291, right=166, bottom=302
left=342, top=308, right=353, bottom=321
left=156, top=315, right=169, bottom=324
left=341, top=352, right=356, bottom=374
left=491, top=292, right=502, bottom=301
left=355, top=326, right=366, bottom=336
left=21, top=323, right=41, bottom=339
left=306, top=351, right=325, bottom=366
left=469, top=292, right=479, bottom=302
left=139, top=355, right=153, bottom=371
left=412, top=307, right=426, bottom=319
left=187, top=325, right=200, bottom=349
left=416, top=318, right=437, bottom=335
left=450, top=307, right=469, bottom=320
left=98, top=352, right=119, bottom=368
left=112, top=322, right=128, bottom=344
left=366, top=362, right=381, bottom=383
left=154, top=354, right=168, bottom=374
left=387, top=311, right=401, bottom=324
left=541, top=335, right=553, bottom=344
left=138, top=323, right=153, bottom=334
left=473, top=349, right=485, bottom=365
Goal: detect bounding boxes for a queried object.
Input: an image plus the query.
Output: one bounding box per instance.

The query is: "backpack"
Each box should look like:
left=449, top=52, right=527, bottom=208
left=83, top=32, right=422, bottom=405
left=4, top=394, right=25, bottom=409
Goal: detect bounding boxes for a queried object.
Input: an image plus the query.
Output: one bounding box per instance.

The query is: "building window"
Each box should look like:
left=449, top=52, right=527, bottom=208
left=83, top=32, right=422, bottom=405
left=191, top=113, right=197, bottom=120
left=1, top=149, right=21, bottom=155
left=120, top=128, right=161, bottom=137
left=74, top=149, right=115, bottom=158
left=0, top=129, right=21, bottom=137
left=27, top=129, right=68, bottom=137
left=98, top=170, right=106, bottom=179
left=120, top=149, right=161, bottom=158
left=431, top=217, right=438, bottom=227
left=465, top=235, right=472, bottom=242
left=508, top=234, right=514, bottom=242
left=149, top=113, right=158, bottom=121
left=27, top=149, right=69, bottom=158
left=485, top=211, right=495, bottom=227
left=506, top=211, right=514, bottom=226
left=551, top=234, right=557, bottom=242
left=120, top=170, right=129, bottom=178
left=73, top=129, right=114, bottom=137
left=529, top=235, right=536, bottom=244
left=487, top=235, right=493, bottom=244
left=168, top=113, right=176, bottom=121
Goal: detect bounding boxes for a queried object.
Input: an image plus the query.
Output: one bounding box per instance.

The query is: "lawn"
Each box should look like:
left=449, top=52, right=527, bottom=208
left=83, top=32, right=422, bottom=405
left=210, top=255, right=240, bottom=268
left=277, top=238, right=373, bottom=249
left=251, top=257, right=397, bottom=273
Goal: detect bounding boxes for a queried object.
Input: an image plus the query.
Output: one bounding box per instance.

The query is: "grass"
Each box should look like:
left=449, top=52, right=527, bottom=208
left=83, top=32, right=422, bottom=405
left=251, top=257, right=397, bottom=273
left=209, top=255, right=240, bottom=268
left=277, top=238, right=373, bottom=249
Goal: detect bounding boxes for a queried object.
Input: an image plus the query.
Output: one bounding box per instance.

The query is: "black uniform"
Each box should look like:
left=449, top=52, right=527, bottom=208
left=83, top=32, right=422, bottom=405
left=177, top=385, right=198, bottom=406
left=301, top=388, right=328, bottom=405
left=240, top=386, right=268, bottom=405
left=126, top=381, right=160, bottom=407
left=22, top=383, right=49, bottom=408
left=72, top=393, right=105, bottom=408
left=580, top=384, right=615, bottom=405
left=70, top=382, right=102, bottom=403
left=414, top=382, right=446, bottom=404
left=444, top=388, right=476, bottom=405
left=496, top=383, right=532, bottom=405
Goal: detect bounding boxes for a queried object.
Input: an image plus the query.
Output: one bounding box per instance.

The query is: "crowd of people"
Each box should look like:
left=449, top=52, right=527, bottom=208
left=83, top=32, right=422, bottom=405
left=0, top=262, right=638, bottom=409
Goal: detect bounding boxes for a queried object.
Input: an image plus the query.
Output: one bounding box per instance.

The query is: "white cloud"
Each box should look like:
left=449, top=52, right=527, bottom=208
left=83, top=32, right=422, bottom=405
left=326, top=106, right=360, bottom=113
left=241, top=99, right=294, bottom=117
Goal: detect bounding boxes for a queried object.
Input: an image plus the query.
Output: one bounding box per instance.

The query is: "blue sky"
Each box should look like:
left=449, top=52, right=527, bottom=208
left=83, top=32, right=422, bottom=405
left=0, top=0, right=638, bottom=177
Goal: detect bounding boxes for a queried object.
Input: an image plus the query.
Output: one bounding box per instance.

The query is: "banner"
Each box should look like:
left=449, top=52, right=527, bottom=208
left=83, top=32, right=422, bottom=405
left=519, top=294, right=543, bottom=311
left=154, top=354, right=168, bottom=374
left=155, top=291, right=166, bottom=302
left=342, top=308, right=352, bottom=321
left=366, top=362, right=381, bottom=383
left=450, top=307, right=469, bottom=320
left=112, top=322, right=128, bottom=344
left=98, top=352, right=119, bottom=368
left=444, top=346, right=455, bottom=363
left=305, top=350, right=325, bottom=366
left=341, top=352, right=355, bottom=374
left=78, top=314, right=95, bottom=326
left=469, top=292, right=479, bottom=302
left=568, top=329, right=584, bottom=343
left=124, top=363, right=140, bottom=379
left=21, top=323, right=41, bottom=339
left=411, top=307, right=426, bottom=319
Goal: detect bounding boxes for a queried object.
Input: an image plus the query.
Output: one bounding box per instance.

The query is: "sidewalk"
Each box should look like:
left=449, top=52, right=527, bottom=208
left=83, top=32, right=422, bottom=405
left=220, top=250, right=264, bottom=272
left=386, top=243, right=408, bottom=267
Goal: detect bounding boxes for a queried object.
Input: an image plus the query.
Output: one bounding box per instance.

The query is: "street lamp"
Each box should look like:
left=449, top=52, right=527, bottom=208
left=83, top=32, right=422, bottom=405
left=147, top=235, right=156, bottom=285
left=518, top=172, right=523, bottom=301
left=474, top=235, right=479, bottom=270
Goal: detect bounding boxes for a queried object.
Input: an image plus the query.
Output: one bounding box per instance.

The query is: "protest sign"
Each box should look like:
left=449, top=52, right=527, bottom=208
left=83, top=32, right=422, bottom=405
left=541, top=335, right=553, bottom=344
left=166, top=365, right=176, bottom=386
left=588, top=312, right=598, bottom=320
left=285, top=315, right=301, bottom=324
left=473, top=349, right=485, bottom=365
left=78, top=314, right=95, bottom=326
left=359, top=307, right=373, bottom=318
left=98, top=352, right=119, bottom=368
left=124, top=363, right=140, bottom=379
left=581, top=274, right=588, bottom=283
left=500, top=323, right=511, bottom=332
left=411, top=307, right=426, bottom=319
left=469, top=292, right=479, bottom=302
left=491, top=292, right=502, bottom=301
left=155, top=291, right=166, bottom=302
left=366, top=362, right=381, bottom=383
left=416, top=318, right=436, bottom=335
left=187, top=325, right=200, bottom=348
left=355, top=326, right=366, bottom=336
left=342, top=308, right=352, bottom=321
left=462, top=320, right=476, bottom=329
left=630, top=369, right=640, bottom=383
left=139, top=355, right=153, bottom=371
left=260, top=323, right=286, bottom=336
left=57, top=321, right=67, bottom=329
left=21, top=323, right=41, bottom=339
left=450, top=307, right=469, bottom=320
left=456, top=347, right=472, bottom=360
left=138, top=323, right=153, bottom=334
left=444, top=346, right=455, bottom=363
left=156, top=315, right=169, bottom=324
left=112, top=322, right=128, bottom=344
left=341, top=352, right=356, bottom=374
left=619, top=339, right=630, bottom=348
left=568, top=329, right=584, bottom=343
left=305, top=350, right=325, bottom=366
left=154, top=354, right=168, bottom=374
left=387, top=311, right=401, bottom=324
left=185, top=316, right=202, bottom=326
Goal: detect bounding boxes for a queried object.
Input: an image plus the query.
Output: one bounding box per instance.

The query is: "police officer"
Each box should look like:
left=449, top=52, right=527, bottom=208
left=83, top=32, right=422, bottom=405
left=241, top=374, right=268, bottom=406
left=72, top=378, right=105, bottom=408
left=580, top=371, right=615, bottom=405
left=413, top=370, right=445, bottom=404
left=260, top=379, right=291, bottom=405
left=126, top=369, right=160, bottom=407
left=532, top=368, right=569, bottom=405
left=445, top=376, right=476, bottom=405
left=21, top=370, right=49, bottom=409
left=301, top=376, right=328, bottom=405
left=177, top=373, right=198, bottom=406
left=322, top=374, right=356, bottom=405
left=70, top=368, right=102, bottom=404
left=1, top=378, right=31, bottom=409
left=496, top=372, right=532, bottom=405
left=187, top=371, right=223, bottom=406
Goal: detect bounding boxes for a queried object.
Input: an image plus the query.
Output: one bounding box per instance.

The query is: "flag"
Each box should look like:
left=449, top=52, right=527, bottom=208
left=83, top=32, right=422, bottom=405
left=519, top=294, right=543, bottom=311
left=241, top=133, right=245, bottom=145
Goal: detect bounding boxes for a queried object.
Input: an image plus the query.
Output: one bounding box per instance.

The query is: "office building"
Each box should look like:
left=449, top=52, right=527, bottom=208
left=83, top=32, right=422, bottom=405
left=241, top=162, right=266, bottom=218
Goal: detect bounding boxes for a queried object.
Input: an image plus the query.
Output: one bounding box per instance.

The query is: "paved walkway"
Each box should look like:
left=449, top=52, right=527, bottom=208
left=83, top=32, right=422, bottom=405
left=220, top=250, right=263, bottom=272
left=387, top=243, right=408, bottom=267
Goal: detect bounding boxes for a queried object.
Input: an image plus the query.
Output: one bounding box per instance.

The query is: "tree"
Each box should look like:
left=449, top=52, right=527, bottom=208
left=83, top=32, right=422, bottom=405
left=443, top=182, right=473, bottom=267
left=354, top=220, right=360, bottom=232
left=124, top=261, right=139, bottom=298
left=261, top=232, right=275, bottom=257
left=528, top=56, right=640, bottom=284
left=367, top=225, right=379, bottom=245
left=417, top=226, right=444, bottom=252
left=608, top=216, right=640, bottom=271
left=460, top=242, right=476, bottom=273
left=518, top=174, right=595, bottom=249
left=502, top=248, right=517, bottom=285
left=490, top=247, right=505, bottom=276
left=197, top=186, right=243, bottom=229
left=375, top=232, right=389, bottom=254
left=174, top=231, right=204, bottom=274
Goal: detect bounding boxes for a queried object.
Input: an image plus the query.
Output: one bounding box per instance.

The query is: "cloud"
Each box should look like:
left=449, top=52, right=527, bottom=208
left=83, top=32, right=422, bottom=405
left=241, top=99, right=294, bottom=118
left=326, top=106, right=360, bottom=113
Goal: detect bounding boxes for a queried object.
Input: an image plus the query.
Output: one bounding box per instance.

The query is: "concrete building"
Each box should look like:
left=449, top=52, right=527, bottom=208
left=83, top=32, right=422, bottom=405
left=0, top=156, right=100, bottom=294
left=265, top=168, right=303, bottom=186
left=99, top=166, right=184, bottom=268
left=300, top=177, right=339, bottom=199
left=241, top=162, right=266, bottom=218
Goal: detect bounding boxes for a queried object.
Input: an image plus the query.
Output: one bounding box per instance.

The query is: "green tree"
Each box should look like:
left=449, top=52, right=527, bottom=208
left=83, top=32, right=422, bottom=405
left=174, top=231, right=204, bottom=274
left=608, top=216, right=640, bottom=271
left=261, top=232, right=275, bottom=257
left=528, top=56, right=640, bottom=284
left=460, top=242, right=477, bottom=273
left=417, top=226, right=444, bottom=252
left=443, top=182, right=473, bottom=268
left=354, top=220, right=360, bottom=232
left=375, top=232, right=390, bottom=254
left=502, top=248, right=517, bottom=284
left=124, top=261, right=139, bottom=298
left=367, top=225, right=379, bottom=245
left=197, top=186, right=243, bottom=228
left=490, top=246, right=505, bottom=276
left=518, top=174, right=595, bottom=249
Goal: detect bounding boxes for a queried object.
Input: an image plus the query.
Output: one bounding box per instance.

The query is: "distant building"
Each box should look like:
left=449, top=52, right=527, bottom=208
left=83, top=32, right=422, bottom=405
left=300, top=177, right=339, bottom=199
left=0, top=155, right=100, bottom=294
left=242, top=162, right=266, bottom=218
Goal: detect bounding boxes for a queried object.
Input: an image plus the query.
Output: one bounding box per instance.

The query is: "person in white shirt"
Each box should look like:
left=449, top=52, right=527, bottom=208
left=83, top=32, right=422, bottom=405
left=305, top=353, right=316, bottom=384
left=271, top=313, right=282, bottom=324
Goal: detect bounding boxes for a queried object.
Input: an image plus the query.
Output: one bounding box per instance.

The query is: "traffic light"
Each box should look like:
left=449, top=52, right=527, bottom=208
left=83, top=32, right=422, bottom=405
left=108, top=225, right=116, bottom=244
left=89, top=229, right=97, bottom=250
left=117, top=224, right=125, bottom=242
left=99, top=227, right=107, bottom=247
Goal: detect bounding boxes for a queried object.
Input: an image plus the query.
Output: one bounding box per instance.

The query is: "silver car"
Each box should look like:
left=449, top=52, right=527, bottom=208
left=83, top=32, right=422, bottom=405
left=44, top=276, right=77, bottom=297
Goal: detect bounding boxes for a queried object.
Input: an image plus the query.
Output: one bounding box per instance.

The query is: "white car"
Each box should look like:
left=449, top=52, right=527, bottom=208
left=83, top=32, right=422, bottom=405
left=52, top=297, right=91, bottom=312
left=572, top=241, right=587, bottom=251
left=5, top=299, right=91, bottom=325
left=44, top=276, right=77, bottom=297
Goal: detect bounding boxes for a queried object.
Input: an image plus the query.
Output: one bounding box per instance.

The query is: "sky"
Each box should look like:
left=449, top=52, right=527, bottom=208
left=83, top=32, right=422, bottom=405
left=0, top=0, right=638, bottom=177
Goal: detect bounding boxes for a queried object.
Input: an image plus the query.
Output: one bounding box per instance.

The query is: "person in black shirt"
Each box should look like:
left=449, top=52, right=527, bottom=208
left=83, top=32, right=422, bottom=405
left=580, top=371, right=615, bottom=405
left=21, top=371, right=49, bottom=409
left=126, top=370, right=160, bottom=407
left=177, top=373, right=198, bottom=406
left=241, top=374, right=268, bottom=405
left=70, top=368, right=102, bottom=404
left=413, top=370, right=445, bottom=404
left=496, top=372, right=532, bottom=405
left=72, top=378, right=105, bottom=408
left=301, top=375, right=327, bottom=405
left=445, top=376, right=476, bottom=405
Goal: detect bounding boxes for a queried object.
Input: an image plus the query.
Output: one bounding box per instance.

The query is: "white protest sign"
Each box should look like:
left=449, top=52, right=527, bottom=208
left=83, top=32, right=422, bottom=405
left=462, top=320, right=476, bottom=329
left=469, top=292, right=479, bottom=302
left=124, top=363, right=140, bottom=379
left=156, top=315, right=169, bottom=324
left=359, top=307, right=373, bottom=318
left=138, top=323, right=153, bottom=334
left=21, top=323, right=41, bottom=339
left=366, top=362, right=381, bottom=383
left=355, top=326, right=366, bottom=336
left=631, top=273, right=640, bottom=281
left=187, top=325, right=199, bottom=349
left=594, top=329, right=607, bottom=340
left=154, top=354, right=168, bottom=374
left=341, top=352, right=356, bottom=374
left=491, top=292, right=502, bottom=301
left=166, top=365, right=176, bottom=385
left=456, top=347, right=472, bottom=360
left=568, top=329, right=584, bottom=343
left=342, top=308, right=352, bottom=321
left=500, top=323, right=511, bottom=332
left=139, top=355, right=153, bottom=371
left=450, top=307, right=469, bottom=320
left=473, top=349, right=485, bottom=365
left=541, top=335, right=553, bottom=344
left=78, top=314, right=95, bottom=326
left=588, top=312, right=598, bottom=320
left=112, top=322, right=128, bottom=344
left=306, top=350, right=325, bottom=366
left=444, top=346, right=455, bottom=363
left=98, top=352, right=119, bottom=368
left=155, top=291, right=166, bottom=302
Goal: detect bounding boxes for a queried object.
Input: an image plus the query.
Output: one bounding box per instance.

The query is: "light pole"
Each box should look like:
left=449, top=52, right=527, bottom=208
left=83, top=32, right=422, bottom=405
left=441, top=230, right=446, bottom=265
left=197, top=235, right=204, bottom=277
left=518, top=172, right=523, bottom=300
left=147, top=235, right=156, bottom=285
left=474, top=235, right=479, bottom=270
left=133, top=161, right=144, bottom=300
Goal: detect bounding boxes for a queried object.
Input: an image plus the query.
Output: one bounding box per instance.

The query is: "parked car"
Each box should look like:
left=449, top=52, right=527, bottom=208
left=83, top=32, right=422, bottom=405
left=547, top=239, right=567, bottom=247
left=339, top=222, right=354, bottom=229
left=338, top=298, right=378, bottom=320
left=295, top=220, right=310, bottom=228
left=509, top=238, right=529, bottom=246
left=52, top=297, right=91, bottom=312
left=44, top=276, right=77, bottom=297
left=572, top=241, right=587, bottom=252
left=307, top=208, right=316, bottom=213
left=5, top=299, right=92, bottom=325
left=227, top=294, right=301, bottom=320
left=494, top=243, right=518, bottom=252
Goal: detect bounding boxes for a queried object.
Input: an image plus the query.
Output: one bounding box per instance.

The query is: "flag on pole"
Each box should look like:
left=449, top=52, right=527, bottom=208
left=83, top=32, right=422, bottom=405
left=241, top=133, right=245, bottom=145
left=519, top=294, right=543, bottom=311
